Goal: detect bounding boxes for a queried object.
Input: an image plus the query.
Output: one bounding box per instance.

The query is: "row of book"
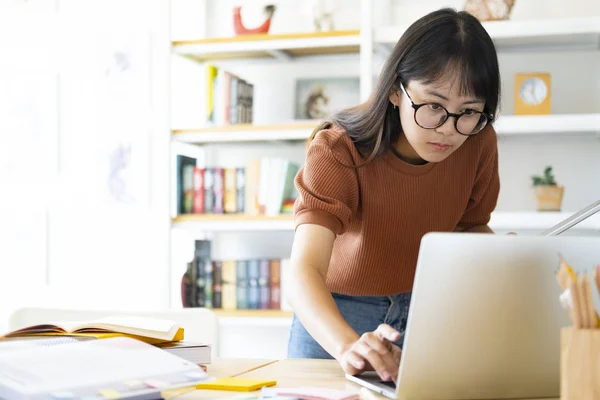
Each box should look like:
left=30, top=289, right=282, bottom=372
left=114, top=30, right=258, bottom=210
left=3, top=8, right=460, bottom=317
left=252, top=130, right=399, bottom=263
left=177, top=155, right=300, bottom=216
left=206, top=65, right=254, bottom=126
left=181, top=240, right=291, bottom=311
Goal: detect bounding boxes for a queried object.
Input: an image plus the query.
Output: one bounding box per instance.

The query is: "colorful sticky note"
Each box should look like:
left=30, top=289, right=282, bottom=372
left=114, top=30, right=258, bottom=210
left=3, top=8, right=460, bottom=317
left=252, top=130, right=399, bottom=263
left=195, top=377, right=276, bottom=392
left=98, top=389, right=121, bottom=400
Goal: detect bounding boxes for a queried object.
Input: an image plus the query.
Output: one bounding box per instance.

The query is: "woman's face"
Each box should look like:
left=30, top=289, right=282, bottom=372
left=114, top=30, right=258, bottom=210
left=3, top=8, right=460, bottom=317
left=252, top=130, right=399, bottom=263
left=389, top=77, right=486, bottom=165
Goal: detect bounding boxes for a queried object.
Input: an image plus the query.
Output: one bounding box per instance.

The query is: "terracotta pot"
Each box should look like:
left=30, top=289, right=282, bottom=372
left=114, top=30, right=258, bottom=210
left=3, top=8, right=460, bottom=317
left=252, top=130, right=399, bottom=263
left=533, top=185, right=564, bottom=211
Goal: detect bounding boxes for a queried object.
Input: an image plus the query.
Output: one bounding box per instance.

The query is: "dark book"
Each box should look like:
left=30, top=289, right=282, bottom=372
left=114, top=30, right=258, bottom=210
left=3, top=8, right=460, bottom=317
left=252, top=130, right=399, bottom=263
left=203, top=260, right=214, bottom=309
left=212, top=261, right=223, bottom=309
left=176, top=155, right=197, bottom=214
left=194, top=240, right=211, bottom=308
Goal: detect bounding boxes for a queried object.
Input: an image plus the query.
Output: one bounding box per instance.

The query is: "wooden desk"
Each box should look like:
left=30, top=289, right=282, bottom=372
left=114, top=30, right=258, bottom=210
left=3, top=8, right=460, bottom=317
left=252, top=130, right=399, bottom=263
left=176, top=358, right=368, bottom=399
left=172, top=358, right=560, bottom=400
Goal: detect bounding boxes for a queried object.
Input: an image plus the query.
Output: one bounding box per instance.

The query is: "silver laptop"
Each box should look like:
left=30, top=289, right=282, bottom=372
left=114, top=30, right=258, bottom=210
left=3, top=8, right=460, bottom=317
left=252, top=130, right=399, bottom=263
left=346, top=232, right=600, bottom=399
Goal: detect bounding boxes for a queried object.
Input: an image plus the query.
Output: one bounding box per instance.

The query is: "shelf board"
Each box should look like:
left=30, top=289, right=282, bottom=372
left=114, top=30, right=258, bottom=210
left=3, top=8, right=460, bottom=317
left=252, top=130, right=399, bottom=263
left=172, top=214, right=295, bottom=232
left=172, top=122, right=317, bottom=144
left=494, top=114, right=600, bottom=136
left=375, top=17, right=600, bottom=52
left=489, top=212, right=600, bottom=231
left=213, top=309, right=292, bottom=318
left=173, top=30, right=361, bottom=61
left=172, top=212, right=598, bottom=232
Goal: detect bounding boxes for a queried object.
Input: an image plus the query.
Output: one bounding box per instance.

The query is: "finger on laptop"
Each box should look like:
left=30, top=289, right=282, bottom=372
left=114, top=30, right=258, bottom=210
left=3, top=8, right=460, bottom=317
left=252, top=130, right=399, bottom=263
left=344, top=349, right=365, bottom=370
left=360, top=332, right=393, bottom=356
left=375, top=324, right=401, bottom=343
left=353, top=341, right=397, bottom=381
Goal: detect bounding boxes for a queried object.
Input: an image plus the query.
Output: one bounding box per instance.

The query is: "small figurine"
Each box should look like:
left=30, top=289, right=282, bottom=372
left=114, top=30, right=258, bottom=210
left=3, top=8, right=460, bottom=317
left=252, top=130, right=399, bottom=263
left=233, top=4, right=276, bottom=35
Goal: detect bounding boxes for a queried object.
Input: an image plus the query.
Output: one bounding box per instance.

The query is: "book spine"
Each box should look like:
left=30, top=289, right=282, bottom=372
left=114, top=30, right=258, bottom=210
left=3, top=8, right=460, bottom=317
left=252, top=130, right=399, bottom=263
left=204, top=168, right=214, bottom=214
left=269, top=259, right=281, bottom=310
left=222, top=260, right=237, bottom=310
left=212, top=261, right=223, bottom=309
left=193, top=167, right=205, bottom=214
left=224, top=168, right=237, bottom=214
left=203, top=260, right=213, bottom=308
left=258, top=259, right=270, bottom=310
left=236, top=168, right=245, bottom=214
left=236, top=260, right=249, bottom=310
left=182, top=164, right=194, bottom=214
left=212, top=167, right=225, bottom=214
left=194, top=240, right=211, bottom=308
left=230, top=76, right=238, bottom=124
left=247, top=260, right=260, bottom=310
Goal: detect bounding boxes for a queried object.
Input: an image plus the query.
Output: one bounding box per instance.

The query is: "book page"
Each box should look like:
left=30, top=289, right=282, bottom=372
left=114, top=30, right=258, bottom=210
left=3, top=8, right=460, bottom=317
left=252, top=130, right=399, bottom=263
left=74, top=315, right=177, bottom=334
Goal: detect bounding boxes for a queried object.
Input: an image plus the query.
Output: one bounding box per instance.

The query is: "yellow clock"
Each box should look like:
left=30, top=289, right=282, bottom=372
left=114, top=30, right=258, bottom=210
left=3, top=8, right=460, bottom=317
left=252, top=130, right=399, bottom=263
left=514, top=73, right=551, bottom=115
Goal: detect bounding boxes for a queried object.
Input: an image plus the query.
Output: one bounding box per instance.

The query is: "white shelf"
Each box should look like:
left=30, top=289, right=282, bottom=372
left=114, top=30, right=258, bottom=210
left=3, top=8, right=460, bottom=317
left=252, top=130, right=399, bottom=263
left=171, top=115, right=600, bottom=145
left=375, top=17, right=600, bottom=52
left=172, top=212, right=599, bottom=232
left=172, top=215, right=295, bottom=232
left=494, top=114, right=600, bottom=136
left=172, top=123, right=316, bottom=144
left=173, top=30, right=361, bottom=62
left=489, top=212, right=600, bottom=231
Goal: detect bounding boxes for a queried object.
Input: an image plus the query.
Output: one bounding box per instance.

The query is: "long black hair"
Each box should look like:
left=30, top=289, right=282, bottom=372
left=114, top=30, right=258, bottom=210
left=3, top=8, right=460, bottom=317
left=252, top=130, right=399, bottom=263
left=310, top=8, right=501, bottom=163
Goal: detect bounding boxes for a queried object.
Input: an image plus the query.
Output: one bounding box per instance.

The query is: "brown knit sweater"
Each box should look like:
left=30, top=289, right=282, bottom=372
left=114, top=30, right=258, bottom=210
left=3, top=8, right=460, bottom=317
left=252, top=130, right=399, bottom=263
left=293, top=124, right=500, bottom=295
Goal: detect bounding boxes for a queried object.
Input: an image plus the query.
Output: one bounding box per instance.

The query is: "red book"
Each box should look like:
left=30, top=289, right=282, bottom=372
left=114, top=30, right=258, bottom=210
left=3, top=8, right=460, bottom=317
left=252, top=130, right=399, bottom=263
left=193, top=167, right=205, bottom=214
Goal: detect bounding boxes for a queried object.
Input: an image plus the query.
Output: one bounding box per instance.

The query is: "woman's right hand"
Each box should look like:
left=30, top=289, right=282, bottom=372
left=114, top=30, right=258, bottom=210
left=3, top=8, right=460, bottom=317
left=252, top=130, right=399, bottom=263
left=338, top=324, right=402, bottom=382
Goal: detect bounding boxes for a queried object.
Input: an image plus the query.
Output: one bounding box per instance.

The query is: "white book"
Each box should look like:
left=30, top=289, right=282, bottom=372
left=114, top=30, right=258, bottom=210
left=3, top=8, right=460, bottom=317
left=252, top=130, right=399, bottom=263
left=0, top=337, right=209, bottom=400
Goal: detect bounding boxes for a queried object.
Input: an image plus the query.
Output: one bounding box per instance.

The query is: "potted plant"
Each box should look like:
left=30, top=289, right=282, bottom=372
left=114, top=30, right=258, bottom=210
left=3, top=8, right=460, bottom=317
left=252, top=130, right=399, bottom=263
left=531, top=166, right=564, bottom=211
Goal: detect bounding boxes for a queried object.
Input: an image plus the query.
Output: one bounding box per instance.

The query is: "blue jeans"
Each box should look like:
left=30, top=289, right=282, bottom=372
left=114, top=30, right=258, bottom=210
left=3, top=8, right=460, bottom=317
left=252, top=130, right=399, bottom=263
left=287, top=292, right=412, bottom=359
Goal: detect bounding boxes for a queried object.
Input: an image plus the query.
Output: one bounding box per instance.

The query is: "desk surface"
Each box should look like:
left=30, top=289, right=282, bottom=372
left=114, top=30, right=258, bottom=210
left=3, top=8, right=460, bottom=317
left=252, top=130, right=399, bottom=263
left=173, top=358, right=367, bottom=399
left=170, top=358, right=559, bottom=400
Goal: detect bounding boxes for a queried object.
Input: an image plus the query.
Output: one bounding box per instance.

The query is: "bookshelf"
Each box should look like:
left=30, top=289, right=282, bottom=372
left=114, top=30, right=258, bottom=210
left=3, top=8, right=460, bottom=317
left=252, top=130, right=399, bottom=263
left=169, top=2, right=600, bottom=358
left=172, top=30, right=361, bottom=61
left=171, top=115, right=600, bottom=146
left=212, top=309, right=292, bottom=318
left=375, top=16, right=600, bottom=53
left=171, top=212, right=599, bottom=233
left=172, top=215, right=294, bottom=232
left=172, top=122, right=316, bottom=144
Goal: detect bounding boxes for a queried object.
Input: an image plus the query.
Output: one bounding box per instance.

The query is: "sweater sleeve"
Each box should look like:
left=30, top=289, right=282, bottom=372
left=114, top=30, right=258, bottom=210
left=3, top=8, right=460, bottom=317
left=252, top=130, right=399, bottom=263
left=456, top=127, right=500, bottom=230
left=293, top=130, right=360, bottom=235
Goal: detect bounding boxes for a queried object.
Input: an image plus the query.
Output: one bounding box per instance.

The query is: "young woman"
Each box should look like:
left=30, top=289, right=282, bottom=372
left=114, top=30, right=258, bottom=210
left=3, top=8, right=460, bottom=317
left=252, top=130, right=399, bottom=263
left=286, top=8, right=501, bottom=383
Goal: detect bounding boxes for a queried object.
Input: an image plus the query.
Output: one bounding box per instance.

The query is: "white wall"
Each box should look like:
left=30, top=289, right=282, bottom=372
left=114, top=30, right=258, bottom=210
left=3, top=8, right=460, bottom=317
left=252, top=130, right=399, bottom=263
left=0, top=0, right=171, bottom=333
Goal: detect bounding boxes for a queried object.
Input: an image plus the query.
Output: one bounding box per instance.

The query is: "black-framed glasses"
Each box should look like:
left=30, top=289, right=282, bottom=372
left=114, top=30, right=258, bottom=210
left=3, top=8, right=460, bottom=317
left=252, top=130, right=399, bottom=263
left=399, top=83, right=493, bottom=136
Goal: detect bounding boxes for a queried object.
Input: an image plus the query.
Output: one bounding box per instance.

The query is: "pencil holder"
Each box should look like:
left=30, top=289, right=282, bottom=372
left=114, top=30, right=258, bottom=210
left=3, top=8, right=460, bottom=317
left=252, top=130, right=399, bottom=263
left=561, top=327, right=600, bottom=400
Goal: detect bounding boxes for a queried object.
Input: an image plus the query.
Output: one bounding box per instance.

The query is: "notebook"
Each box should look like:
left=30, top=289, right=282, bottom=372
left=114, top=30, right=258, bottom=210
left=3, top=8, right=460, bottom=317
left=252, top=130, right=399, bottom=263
left=1, top=315, right=184, bottom=344
left=0, top=336, right=209, bottom=400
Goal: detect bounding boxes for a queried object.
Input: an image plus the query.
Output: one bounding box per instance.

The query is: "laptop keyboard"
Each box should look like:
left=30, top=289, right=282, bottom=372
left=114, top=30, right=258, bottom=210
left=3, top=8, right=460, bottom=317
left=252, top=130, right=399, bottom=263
left=379, top=380, right=397, bottom=389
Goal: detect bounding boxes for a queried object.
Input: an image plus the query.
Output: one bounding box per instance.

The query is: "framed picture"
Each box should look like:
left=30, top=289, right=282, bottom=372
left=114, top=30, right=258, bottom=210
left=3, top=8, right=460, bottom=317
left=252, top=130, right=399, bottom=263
left=294, top=77, right=360, bottom=120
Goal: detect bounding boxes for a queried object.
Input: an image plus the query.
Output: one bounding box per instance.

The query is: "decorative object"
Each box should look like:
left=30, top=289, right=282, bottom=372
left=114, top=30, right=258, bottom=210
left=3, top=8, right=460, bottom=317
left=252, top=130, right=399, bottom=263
left=531, top=166, right=564, bottom=211
left=294, top=77, right=359, bottom=120
left=311, top=0, right=337, bottom=32
left=514, top=72, right=552, bottom=115
left=233, top=4, right=276, bottom=35
left=464, top=0, right=516, bottom=21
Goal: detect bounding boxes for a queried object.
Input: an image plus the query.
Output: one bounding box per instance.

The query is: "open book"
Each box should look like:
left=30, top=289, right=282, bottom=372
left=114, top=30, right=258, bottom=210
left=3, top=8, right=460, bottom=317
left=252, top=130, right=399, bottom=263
left=1, top=315, right=184, bottom=344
